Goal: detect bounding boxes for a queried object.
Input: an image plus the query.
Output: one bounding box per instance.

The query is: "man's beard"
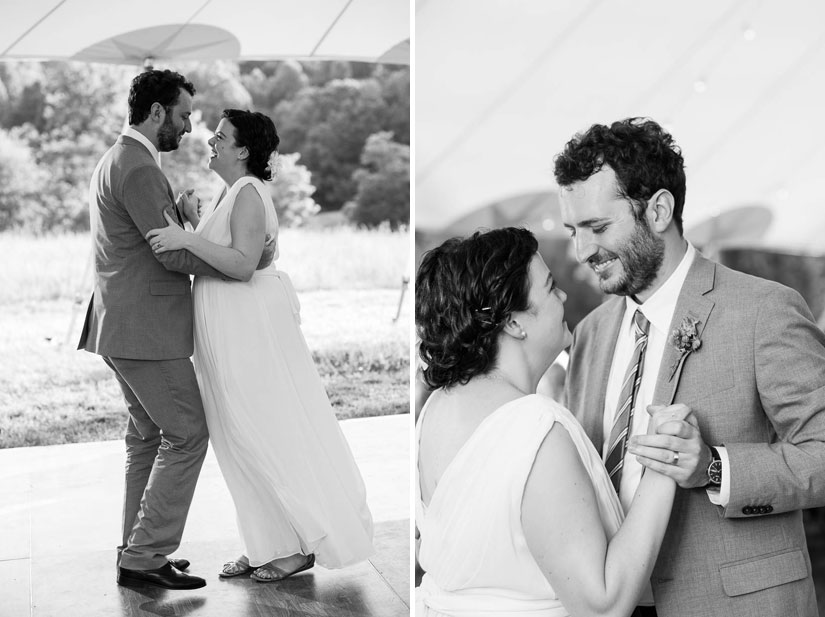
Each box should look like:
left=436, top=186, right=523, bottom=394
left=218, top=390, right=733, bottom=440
left=157, top=115, right=181, bottom=152
left=593, top=218, right=664, bottom=297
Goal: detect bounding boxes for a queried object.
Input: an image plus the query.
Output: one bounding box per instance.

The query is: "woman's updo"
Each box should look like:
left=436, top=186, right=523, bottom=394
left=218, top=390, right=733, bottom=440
left=415, top=227, right=538, bottom=389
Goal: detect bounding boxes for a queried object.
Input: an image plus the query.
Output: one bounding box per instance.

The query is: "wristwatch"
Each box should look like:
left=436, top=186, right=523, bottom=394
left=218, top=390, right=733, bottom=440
left=707, top=446, right=722, bottom=486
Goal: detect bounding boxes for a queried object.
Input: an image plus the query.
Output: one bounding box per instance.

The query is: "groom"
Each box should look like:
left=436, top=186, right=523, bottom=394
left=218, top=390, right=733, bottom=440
left=557, top=118, right=825, bottom=617
left=79, top=69, right=257, bottom=590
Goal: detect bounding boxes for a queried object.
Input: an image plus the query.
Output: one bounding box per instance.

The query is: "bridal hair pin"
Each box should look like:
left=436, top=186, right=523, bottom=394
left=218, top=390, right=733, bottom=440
left=474, top=306, right=499, bottom=328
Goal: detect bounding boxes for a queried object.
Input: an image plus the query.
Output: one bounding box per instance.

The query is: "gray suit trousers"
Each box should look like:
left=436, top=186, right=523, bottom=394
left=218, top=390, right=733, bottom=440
left=103, top=356, right=209, bottom=570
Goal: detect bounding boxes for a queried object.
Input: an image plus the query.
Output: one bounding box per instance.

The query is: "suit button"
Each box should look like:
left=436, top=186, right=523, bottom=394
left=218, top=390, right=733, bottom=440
left=765, top=505, right=773, bottom=513
left=742, top=506, right=753, bottom=515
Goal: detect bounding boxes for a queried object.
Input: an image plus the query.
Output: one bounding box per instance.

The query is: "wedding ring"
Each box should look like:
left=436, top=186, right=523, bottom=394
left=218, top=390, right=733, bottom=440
left=672, top=451, right=680, bottom=465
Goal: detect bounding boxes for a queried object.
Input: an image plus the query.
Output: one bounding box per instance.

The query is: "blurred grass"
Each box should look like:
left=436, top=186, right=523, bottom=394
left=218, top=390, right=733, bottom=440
left=0, top=227, right=410, bottom=302
left=0, top=229, right=411, bottom=448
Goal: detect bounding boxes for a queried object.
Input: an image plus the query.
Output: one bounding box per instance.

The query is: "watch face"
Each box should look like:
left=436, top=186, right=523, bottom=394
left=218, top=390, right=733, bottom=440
left=708, top=460, right=723, bottom=485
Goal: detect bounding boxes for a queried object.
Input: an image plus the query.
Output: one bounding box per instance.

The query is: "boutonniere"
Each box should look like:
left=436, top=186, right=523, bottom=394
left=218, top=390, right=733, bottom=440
left=668, top=316, right=702, bottom=381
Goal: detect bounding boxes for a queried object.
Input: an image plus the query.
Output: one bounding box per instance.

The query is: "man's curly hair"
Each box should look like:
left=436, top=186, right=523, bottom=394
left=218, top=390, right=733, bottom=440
left=553, top=117, right=686, bottom=234
left=415, top=227, right=537, bottom=389
left=128, top=69, right=195, bottom=126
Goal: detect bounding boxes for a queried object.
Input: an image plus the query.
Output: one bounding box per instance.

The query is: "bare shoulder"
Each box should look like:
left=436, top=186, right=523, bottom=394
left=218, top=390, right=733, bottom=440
left=230, top=183, right=266, bottom=225
left=236, top=183, right=265, bottom=207
left=527, top=421, right=588, bottom=489
left=523, top=416, right=599, bottom=522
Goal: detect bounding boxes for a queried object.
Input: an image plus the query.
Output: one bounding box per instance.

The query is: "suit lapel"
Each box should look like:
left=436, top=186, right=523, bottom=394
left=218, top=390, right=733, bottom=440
left=653, top=254, right=716, bottom=405
left=582, top=298, right=625, bottom=450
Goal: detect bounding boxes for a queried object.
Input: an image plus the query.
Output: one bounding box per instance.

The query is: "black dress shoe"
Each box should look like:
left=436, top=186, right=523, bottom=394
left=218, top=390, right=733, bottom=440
left=118, top=563, right=206, bottom=590
left=168, top=558, right=190, bottom=571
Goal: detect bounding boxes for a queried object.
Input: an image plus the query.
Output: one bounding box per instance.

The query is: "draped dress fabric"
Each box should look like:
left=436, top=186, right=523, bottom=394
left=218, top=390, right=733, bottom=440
left=416, top=394, right=624, bottom=616
left=192, top=176, right=374, bottom=568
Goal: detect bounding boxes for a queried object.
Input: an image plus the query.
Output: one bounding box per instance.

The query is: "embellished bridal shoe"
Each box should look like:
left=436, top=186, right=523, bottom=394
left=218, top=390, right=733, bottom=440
left=250, top=553, right=315, bottom=583
left=219, top=555, right=254, bottom=578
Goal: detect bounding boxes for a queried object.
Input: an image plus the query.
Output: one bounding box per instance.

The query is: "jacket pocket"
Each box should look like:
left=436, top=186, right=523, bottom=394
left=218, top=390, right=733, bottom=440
left=149, top=281, right=189, bottom=296
left=720, top=548, right=808, bottom=596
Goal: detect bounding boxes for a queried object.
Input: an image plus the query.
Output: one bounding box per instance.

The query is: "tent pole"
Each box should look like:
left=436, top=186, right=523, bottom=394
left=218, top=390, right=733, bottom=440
left=392, top=274, right=408, bottom=322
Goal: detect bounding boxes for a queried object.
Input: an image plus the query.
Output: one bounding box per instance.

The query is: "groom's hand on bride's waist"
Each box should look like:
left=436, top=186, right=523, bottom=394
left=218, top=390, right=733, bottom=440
left=628, top=404, right=712, bottom=488
left=257, top=235, right=276, bottom=270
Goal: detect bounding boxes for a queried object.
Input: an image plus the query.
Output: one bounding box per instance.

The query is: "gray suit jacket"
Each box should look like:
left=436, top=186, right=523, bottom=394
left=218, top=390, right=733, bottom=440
left=78, top=135, right=225, bottom=360
left=566, top=252, right=825, bottom=617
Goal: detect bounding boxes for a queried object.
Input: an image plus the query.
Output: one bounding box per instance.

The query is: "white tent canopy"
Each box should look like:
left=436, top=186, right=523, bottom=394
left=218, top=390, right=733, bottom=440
left=416, top=0, right=825, bottom=254
left=1, top=0, right=409, bottom=65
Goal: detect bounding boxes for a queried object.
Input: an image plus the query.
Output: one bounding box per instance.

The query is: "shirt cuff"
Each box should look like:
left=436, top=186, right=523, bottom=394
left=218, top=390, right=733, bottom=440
left=706, top=445, right=730, bottom=506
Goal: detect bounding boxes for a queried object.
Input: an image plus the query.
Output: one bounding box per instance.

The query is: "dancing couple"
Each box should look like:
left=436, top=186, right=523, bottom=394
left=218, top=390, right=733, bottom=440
left=415, top=117, right=825, bottom=617
left=79, top=69, right=373, bottom=590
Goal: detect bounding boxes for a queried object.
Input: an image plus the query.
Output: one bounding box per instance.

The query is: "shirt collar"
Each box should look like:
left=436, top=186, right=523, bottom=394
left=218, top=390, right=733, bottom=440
left=625, top=242, right=696, bottom=335
left=124, top=127, right=161, bottom=168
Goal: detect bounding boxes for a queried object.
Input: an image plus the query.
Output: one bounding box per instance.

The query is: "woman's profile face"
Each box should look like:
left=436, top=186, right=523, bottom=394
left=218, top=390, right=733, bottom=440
left=519, top=253, right=572, bottom=365
left=207, top=118, right=243, bottom=174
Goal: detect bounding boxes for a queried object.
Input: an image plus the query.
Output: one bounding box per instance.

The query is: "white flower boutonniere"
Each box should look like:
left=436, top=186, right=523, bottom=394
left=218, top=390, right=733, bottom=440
left=668, top=316, right=702, bottom=381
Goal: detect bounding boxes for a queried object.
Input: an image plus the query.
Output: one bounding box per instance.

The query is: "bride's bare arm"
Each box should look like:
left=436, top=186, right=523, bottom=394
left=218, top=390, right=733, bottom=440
left=521, top=417, right=676, bottom=617
left=147, top=184, right=266, bottom=281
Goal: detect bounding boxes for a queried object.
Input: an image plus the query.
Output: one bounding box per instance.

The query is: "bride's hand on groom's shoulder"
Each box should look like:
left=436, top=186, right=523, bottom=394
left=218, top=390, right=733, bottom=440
left=629, top=403, right=712, bottom=488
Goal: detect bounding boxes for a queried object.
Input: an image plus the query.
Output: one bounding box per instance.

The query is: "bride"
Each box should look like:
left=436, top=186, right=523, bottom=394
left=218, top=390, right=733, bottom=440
left=415, top=227, right=684, bottom=616
left=147, top=109, right=373, bottom=581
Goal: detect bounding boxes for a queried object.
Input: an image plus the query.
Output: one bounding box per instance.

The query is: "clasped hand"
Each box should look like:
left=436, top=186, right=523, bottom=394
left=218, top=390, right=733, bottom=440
left=628, top=403, right=713, bottom=488
left=146, top=210, right=188, bottom=254
left=177, top=188, right=200, bottom=224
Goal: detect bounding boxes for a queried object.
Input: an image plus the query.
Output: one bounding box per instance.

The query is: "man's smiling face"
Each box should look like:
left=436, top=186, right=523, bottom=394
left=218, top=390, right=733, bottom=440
left=560, top=165, right=664, bottom=298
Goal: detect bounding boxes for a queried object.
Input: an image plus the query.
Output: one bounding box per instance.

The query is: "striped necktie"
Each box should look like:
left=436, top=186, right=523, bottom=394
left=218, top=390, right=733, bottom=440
left=605, top=309, right=650, bottom=494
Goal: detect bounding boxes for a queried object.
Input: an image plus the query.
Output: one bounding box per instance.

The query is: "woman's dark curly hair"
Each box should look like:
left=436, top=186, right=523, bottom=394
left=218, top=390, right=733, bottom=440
left=222, top=109, right=280, bottom=181
left=128, top=69, right=196, bottom=125
left=415, top=227, right=538, bottom=389
left=553, top=117, right=686, bottom=234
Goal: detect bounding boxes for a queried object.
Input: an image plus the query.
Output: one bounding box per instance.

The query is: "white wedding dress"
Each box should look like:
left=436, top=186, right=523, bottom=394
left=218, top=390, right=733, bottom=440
left=192, top=176, right=374, bottom=568
left=416, top=394, right=624, bottom=616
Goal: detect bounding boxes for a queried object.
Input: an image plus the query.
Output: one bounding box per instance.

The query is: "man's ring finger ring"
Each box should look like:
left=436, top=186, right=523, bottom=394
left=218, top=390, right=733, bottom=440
left=672, top=451, right=680, bottom=465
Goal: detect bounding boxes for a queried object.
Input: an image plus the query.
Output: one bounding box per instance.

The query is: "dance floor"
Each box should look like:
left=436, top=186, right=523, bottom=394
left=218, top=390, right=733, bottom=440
left=0, top=414, right=410, bottom=617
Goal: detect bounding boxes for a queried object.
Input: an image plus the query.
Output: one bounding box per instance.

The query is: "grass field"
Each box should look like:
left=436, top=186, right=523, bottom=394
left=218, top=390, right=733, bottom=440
left=0, top=227, right=410, bottom=302
left=0, top=229, right=411, bottom=449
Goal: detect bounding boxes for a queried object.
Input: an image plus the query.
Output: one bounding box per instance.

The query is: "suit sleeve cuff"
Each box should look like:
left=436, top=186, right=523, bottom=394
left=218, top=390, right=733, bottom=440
left=706, top=445, right=730, bottom=506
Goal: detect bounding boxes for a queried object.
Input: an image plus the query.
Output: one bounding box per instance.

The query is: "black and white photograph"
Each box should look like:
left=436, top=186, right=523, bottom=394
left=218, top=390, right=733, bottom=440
left=415, top=2, right=825, bottom=617
left=0, top=2, right=410, bottom=616
left=5, top=1, right=825, bottom=616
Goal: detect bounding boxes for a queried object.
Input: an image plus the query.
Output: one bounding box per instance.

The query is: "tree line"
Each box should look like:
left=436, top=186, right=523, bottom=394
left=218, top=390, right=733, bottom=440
left=0, top=59, right=409, bottom=233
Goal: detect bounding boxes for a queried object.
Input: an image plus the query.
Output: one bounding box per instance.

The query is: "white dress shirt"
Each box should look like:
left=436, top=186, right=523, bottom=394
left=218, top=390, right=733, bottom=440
left=602, top=243, right=696, bottom=512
